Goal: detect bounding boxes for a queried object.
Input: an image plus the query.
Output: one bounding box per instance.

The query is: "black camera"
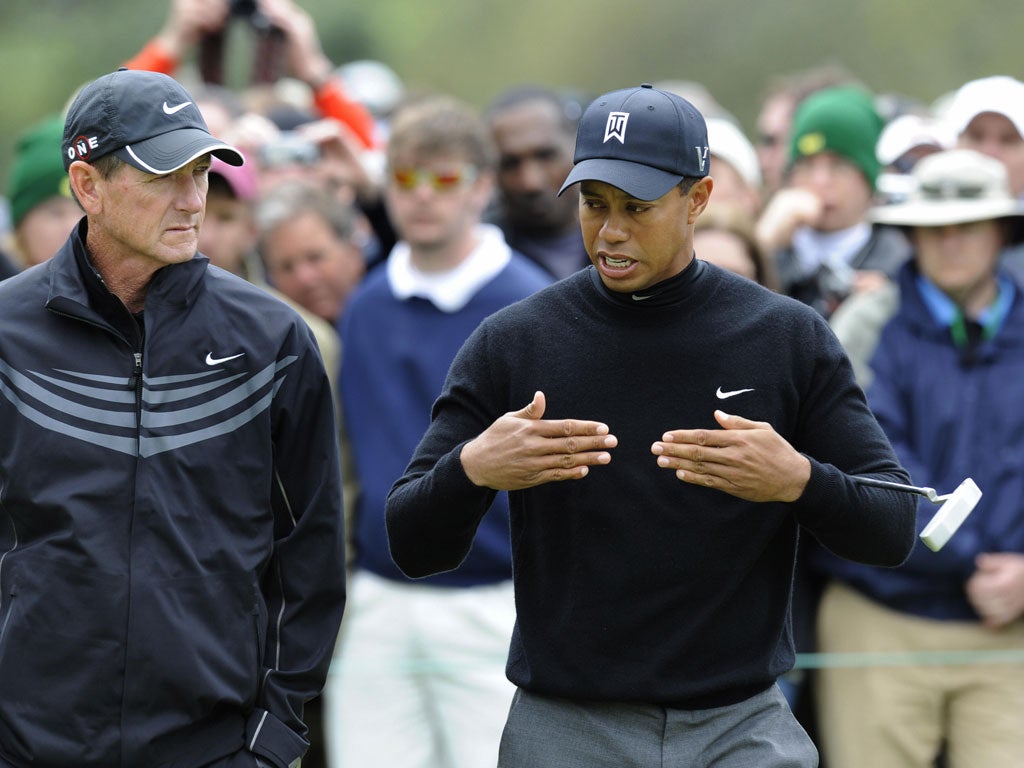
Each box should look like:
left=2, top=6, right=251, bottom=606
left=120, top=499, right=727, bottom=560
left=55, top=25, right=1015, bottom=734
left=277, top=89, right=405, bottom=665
left=229, top=0, right=258, bottom=17
left=229, top=0, right=274, bottom=32
left=198, top=0, right=284, bottom=86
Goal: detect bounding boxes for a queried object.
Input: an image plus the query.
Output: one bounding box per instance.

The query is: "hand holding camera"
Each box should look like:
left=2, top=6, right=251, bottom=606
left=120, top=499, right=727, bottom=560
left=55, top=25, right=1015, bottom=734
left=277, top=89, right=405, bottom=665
left=155, top=0, right=232, bottom=61
left=197, top=0, right=286, bottom=86
left=255, top=0, right=334, bottom=89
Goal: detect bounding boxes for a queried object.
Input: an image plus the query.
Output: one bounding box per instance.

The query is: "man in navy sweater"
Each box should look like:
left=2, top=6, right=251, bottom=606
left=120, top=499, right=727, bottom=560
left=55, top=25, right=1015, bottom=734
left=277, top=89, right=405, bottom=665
left=326, top=94, right=551, bottom=768
left=386, top=84, right=917, bottom=767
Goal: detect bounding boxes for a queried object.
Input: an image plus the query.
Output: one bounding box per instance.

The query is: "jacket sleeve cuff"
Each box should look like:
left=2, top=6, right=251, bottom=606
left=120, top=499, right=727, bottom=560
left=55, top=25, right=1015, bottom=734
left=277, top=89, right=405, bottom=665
left=312, top=78, right=378, bottom=150
left=246, top=709, right=309, bottom=768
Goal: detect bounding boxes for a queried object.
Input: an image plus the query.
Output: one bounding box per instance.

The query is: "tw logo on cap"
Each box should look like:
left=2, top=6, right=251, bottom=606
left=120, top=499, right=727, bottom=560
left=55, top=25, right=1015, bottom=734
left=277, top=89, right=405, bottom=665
left=604, top=112, right=629, bottom=144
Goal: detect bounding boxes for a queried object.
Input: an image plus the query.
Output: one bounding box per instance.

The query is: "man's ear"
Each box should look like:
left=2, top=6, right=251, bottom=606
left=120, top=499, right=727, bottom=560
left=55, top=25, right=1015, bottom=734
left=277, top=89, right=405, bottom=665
left=67, top=160, right=104, bottom=215
left=687, top=176, right=714, bottom=223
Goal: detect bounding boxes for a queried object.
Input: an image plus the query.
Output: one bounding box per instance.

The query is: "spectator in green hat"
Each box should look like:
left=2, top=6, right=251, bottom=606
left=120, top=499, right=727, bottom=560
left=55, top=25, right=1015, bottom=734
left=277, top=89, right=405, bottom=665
left=754, top=86, right=916, bottom=732
left=2, top=114, right=82, bottom=269
left=756, top=86, right=911, bottom=317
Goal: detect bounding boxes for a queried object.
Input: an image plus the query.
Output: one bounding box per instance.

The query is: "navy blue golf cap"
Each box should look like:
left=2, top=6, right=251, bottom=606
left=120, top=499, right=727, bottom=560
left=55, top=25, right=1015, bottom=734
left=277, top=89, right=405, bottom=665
left=558, top=83, right=710, bottom=201
left=62, top=68, right=244, bottom=174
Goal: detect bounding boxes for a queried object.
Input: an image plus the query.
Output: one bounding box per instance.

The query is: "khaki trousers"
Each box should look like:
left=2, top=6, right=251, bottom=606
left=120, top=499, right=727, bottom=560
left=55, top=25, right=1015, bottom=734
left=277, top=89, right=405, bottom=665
left=814, top=581, right=1024, bottom=768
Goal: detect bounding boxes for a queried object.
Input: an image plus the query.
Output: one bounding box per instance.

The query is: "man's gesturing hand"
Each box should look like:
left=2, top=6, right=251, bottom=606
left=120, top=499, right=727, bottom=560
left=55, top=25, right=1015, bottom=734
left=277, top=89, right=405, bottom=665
left=651, top=410, right=810, bottom=502
left=460, top=391, right=617, bottom=490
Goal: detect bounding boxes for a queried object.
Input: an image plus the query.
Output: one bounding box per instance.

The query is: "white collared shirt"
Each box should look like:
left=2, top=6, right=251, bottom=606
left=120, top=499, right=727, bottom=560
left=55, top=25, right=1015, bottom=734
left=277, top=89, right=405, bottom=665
left=386, top=224, right=513, bottom=312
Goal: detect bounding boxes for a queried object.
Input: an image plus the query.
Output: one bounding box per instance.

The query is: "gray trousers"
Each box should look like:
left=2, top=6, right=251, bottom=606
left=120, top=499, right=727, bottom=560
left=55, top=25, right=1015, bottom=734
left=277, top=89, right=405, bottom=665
left=497, top=684, right=818, bottom=768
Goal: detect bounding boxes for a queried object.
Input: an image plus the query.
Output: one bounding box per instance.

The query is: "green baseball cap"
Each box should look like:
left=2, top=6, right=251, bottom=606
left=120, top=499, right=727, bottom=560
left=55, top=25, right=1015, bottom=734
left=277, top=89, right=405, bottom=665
left=789, top=87, right=884, bottom=189
left=7, top=114, right=72, bottom=227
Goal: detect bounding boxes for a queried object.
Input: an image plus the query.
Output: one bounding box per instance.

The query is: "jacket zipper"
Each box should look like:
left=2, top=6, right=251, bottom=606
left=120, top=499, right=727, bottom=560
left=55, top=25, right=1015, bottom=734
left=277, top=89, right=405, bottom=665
left=128, top=352, right=143, bottom=403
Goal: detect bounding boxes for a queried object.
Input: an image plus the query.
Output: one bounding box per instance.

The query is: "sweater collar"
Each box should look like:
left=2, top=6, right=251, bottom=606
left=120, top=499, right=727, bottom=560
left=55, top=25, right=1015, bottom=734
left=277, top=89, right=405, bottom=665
left=46, top=218, right=208, bottom=338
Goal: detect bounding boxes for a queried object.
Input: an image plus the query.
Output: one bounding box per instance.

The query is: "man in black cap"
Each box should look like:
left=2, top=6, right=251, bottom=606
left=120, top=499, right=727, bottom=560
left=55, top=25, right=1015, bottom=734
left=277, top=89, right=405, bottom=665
left=385, top=83, right=917, bottom=767
left=0, top=69, right=345, bottom=768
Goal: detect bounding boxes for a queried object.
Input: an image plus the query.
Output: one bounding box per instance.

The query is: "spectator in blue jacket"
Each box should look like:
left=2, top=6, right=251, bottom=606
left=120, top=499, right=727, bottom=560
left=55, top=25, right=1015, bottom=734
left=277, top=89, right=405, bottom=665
left=818, top=148, right=1024, bottom=768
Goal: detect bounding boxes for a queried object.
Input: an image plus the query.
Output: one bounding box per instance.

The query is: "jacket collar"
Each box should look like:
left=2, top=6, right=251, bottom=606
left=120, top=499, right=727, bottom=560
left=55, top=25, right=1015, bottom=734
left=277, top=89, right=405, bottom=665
left=898, top=259, right=1024, bottom=349
left=45, top=218, right=210, bottom=332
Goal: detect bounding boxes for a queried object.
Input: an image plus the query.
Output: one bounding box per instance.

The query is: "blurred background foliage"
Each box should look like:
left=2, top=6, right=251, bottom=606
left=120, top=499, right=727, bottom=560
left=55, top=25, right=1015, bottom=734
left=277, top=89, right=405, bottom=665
left=2, top=0, right=1023, bottom=182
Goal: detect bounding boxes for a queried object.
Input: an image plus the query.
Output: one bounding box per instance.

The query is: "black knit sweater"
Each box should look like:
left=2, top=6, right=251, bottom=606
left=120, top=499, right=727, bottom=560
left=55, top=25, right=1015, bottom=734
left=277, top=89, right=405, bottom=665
left=387, top=261, right=915, bottom=708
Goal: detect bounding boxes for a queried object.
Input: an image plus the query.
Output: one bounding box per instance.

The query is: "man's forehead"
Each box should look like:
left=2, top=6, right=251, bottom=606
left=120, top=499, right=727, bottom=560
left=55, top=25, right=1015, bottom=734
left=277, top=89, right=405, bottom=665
left=963, top=111, right=1024, bottom=140
left=390, top=149, right=472, bottom=168
left=493, top=103, right=572, bottom=146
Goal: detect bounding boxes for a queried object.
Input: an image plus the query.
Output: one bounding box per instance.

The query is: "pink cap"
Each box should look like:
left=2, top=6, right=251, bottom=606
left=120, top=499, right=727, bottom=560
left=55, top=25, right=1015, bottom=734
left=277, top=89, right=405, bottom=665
left=209, top=155, right=258, bottom=201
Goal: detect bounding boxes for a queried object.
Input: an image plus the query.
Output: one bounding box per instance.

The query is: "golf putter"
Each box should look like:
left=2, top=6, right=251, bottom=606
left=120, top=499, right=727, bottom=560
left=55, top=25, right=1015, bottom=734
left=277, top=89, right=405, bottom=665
left=853, top=476, right=982, bottom=552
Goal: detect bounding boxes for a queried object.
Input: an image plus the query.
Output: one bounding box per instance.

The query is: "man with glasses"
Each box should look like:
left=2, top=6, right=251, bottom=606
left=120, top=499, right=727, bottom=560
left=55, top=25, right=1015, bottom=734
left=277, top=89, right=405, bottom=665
left=323, top=94, right=551, bottom=768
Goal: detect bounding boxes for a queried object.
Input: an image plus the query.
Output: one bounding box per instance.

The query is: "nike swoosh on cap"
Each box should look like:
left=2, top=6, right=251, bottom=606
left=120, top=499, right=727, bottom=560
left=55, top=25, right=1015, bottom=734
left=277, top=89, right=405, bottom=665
left=206, top=352, right=245, bottom=366
left=716, top=386, right=754, bottom=399
left=163, top=101, right=193, bottom=115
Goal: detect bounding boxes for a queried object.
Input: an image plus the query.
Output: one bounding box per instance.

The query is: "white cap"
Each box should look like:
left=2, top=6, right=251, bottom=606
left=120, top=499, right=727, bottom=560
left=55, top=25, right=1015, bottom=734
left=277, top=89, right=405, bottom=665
left=942, top=75, right=1024, bottom=139
left=870, top=149, right=1024, bottom=228
left=335, top=59, right=405, bottom=118
left=706, top=118, right=761, bottom=188
left=876, top=114, right=953, bottom=165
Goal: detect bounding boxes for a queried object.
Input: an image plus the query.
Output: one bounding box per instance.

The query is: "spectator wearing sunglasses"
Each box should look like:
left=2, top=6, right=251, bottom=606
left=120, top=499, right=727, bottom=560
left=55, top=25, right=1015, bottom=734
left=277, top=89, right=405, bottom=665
left=323, top=94, right=551, bottom=768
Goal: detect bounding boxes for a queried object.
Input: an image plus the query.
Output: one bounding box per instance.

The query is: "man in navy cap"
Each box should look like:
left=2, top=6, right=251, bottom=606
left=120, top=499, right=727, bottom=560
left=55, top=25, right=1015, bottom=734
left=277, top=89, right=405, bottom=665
left=0, top=69, right=345, bottom=768
left=385, top=83, right=916, bottom=766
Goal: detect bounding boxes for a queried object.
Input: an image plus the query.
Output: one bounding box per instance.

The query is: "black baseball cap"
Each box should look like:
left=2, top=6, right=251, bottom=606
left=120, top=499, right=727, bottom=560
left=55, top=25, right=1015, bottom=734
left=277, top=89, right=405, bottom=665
left=558, top=83, right=710, bottom=201
left=62, top=68, right=244, bottom=174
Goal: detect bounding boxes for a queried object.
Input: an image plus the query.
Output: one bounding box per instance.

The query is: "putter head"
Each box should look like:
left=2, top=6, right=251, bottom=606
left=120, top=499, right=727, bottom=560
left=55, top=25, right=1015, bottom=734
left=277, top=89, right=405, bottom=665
left=919, top=478, right=982, bottom=552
